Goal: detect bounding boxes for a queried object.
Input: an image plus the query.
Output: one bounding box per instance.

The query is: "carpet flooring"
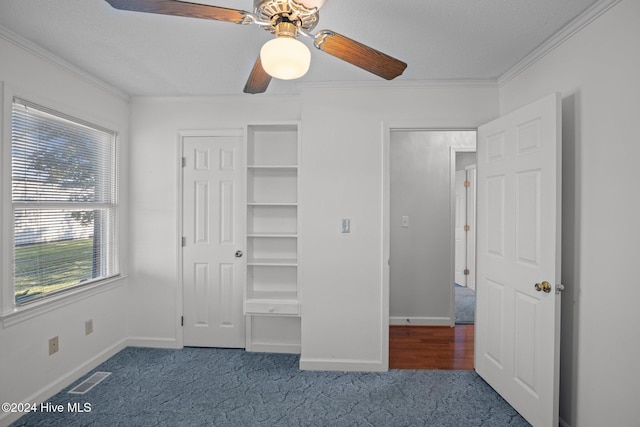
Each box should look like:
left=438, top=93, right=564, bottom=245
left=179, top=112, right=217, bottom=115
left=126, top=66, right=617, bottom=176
left=455, top=284, right=476, bottom=324
left=11, top=347, right=529, bottom=427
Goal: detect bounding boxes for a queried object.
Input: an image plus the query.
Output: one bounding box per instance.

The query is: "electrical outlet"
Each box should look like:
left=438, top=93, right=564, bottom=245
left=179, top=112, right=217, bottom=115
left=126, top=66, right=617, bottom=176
left=49, top=336, right=59, bottom=355
left=85, top=319, right=93, bottom=335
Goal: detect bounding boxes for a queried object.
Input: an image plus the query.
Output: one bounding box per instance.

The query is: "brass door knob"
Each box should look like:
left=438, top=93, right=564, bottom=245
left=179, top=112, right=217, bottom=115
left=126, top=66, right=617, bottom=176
left=535, top=281, right=552, bottom=293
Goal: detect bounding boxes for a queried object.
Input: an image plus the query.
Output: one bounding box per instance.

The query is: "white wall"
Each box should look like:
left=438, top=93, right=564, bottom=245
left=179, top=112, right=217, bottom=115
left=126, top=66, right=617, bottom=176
left=128, top=96, right=301, bottom=346
left=389, top=130, right=475, bottom=325
left=498, top=1, right=640, bottom=425
left=456, top=152, right=477, bottom=171
left=0, top=30, right=130, bottom=426
left=298, top=84, right=497, bottom=370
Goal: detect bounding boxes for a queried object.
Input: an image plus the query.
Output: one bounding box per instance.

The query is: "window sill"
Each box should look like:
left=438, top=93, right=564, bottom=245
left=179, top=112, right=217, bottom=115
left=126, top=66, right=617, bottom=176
left=1, top=275, right=127, bottom=328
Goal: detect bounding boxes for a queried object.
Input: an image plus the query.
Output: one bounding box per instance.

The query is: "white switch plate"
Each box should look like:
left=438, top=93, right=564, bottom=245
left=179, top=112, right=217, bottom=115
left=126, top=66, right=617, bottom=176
left=341, top=219, right=350, bottom=233
left=401, top=216, right=409, bottom=228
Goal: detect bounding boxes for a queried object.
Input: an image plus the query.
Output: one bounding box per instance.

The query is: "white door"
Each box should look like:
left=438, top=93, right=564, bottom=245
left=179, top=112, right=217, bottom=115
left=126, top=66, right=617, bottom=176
left=454, top=169, right=467, bottom=286
left=182, top=133, right=246, bottom=348
left=466, top=165, right=477, bottom=291
left=475, top=93, right=562, bottom=427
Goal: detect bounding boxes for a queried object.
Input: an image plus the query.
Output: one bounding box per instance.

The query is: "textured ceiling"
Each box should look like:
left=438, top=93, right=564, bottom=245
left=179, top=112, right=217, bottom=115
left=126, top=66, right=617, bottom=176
left=0, top=0, right=599, bottom=96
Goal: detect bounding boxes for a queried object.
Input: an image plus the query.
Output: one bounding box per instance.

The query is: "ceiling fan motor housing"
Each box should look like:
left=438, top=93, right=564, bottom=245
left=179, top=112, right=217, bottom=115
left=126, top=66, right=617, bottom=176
left=274, top=22, right=298, bottom=38
left=254, top=0, right=319, bottom=34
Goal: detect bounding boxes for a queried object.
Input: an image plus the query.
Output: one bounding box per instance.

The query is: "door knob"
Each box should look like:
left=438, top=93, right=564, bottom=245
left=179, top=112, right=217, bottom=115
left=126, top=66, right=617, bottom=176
left=235, top=250, right=243, bottom=258
left=534, top=281, right=552, bottom=293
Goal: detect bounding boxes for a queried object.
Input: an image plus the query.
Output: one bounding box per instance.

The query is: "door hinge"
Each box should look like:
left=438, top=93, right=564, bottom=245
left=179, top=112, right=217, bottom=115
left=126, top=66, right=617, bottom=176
left=464, top=180, right=471, bottom=188
left=181, top=157, right=186, bottom=167
left=181, top=316, right=184, bottom=327
left=464, top=269, right=470, bottom=276
left=181, top=237, right=186, bottom=247
left=464, top=225, right=470, bottom=232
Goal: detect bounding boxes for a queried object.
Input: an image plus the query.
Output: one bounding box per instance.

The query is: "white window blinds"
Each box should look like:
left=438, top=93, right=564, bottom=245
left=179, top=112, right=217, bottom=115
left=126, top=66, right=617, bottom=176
left=11, top=98, right=118, bottom=304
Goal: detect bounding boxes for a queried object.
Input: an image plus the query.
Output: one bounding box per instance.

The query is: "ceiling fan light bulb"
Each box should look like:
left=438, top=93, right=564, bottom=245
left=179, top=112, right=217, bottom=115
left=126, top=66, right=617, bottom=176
left=260, top=37, right=311, bottom=80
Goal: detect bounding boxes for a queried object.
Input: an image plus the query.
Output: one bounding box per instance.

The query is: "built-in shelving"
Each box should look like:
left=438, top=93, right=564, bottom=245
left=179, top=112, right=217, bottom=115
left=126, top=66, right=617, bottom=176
left=244, top=123, right=301, bottom=353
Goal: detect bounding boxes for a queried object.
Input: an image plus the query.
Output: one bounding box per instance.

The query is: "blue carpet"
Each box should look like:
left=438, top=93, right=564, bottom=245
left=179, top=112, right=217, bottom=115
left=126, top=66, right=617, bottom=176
left=455, top=284, right=476, bottom=324
left=12, top=347, right=529, bottom=426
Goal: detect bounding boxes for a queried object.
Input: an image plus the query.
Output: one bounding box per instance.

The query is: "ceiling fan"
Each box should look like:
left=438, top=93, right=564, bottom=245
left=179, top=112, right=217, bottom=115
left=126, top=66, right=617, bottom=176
left=104, top=0, right=408, bottom=94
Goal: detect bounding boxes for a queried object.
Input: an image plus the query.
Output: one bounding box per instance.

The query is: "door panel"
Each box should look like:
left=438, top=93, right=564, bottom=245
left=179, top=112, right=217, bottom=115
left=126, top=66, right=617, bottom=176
left=516, top=170, right=541, bottom=265
left=486, top=175, right=505, bottom=256
left=182, top=134, right=245, bottom=348
left=194, top=263, right=210, bottom=325
left=514, top=291, right=538, bottom=393
left=485, top=279, right=504, bottom=366
left=476, top=93, right=561, bottom=427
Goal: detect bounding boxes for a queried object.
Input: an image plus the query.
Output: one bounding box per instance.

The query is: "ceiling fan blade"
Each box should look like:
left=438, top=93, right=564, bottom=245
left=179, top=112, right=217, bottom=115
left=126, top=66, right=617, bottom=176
left=243, top=57, right=272, bottom=94
left=104, top=0, right=251, bottom=24
left=314, top=30, right=407, bottom=80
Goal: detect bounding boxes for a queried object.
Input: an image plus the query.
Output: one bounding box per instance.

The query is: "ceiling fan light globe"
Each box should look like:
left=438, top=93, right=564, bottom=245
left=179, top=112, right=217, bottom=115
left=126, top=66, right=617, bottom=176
left=260, top=37, right=311, bottom=80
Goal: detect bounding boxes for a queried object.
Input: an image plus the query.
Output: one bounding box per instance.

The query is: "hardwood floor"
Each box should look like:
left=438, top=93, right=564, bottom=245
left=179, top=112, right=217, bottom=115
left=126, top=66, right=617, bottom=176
left=389, top=325, right=474, bottom=370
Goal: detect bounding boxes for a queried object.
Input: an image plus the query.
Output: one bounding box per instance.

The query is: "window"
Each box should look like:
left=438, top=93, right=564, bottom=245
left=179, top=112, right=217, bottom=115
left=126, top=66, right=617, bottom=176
left=11, top=98, right=118, bottom=305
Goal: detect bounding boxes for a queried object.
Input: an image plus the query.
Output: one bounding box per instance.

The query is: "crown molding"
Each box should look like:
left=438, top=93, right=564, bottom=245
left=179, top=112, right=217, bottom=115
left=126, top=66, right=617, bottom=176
left=0, top=24, right=130, bottom=101
left=498, top=0, right=622, bottom=87
left=298, top=78, right=498, bottom=93
left=130, top=93, right=302, bottom=102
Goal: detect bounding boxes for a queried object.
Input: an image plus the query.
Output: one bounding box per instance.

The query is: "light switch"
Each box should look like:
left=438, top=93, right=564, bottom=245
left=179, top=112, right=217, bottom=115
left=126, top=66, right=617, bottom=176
left=401, top=216, right=409, bottom=228
left=341, top=219, right=351, bottom=233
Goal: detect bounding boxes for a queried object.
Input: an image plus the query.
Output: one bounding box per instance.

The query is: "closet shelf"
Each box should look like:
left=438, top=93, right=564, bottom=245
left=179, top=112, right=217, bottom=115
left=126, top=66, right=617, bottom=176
left=248, top=165, right=298, bottom=170
left=247, top=232, right=298, bottom=238
left=247, top=290, right=298, bottom=301
left=244, top=298, right=300, bottom=316
left=247, top=258, right=298, bottom=267
left=247, top=202, right=298, bottom=207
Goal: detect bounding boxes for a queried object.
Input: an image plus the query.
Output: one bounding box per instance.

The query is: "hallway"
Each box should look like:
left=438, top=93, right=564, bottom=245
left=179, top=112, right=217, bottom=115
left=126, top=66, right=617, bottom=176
left=389, top=325, right=474, bottom=370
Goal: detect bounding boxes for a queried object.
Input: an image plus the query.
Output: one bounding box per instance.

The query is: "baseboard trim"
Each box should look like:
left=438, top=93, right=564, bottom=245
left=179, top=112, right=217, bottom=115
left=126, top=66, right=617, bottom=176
left=389, top=316, right=451, bottom=326
left=0, top=338, right=127, bottom=427
left=299, top=357, right=386, bottom=372
left=127, top=337, right=180, bottom=349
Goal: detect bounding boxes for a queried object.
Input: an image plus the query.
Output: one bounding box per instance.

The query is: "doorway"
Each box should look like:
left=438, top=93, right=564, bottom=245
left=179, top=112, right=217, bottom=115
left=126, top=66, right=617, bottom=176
left=386, top=128, right=477, bottom=369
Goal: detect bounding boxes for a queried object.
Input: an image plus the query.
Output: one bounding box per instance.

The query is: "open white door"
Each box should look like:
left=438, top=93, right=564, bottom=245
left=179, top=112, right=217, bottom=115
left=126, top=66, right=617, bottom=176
left=182, top=133, right=246, bottom=348
left=454, top=169, right=468, bottom=286
left=466, top=165, right=477, bottom=291
left=476, top=93, right=562, bottom=427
